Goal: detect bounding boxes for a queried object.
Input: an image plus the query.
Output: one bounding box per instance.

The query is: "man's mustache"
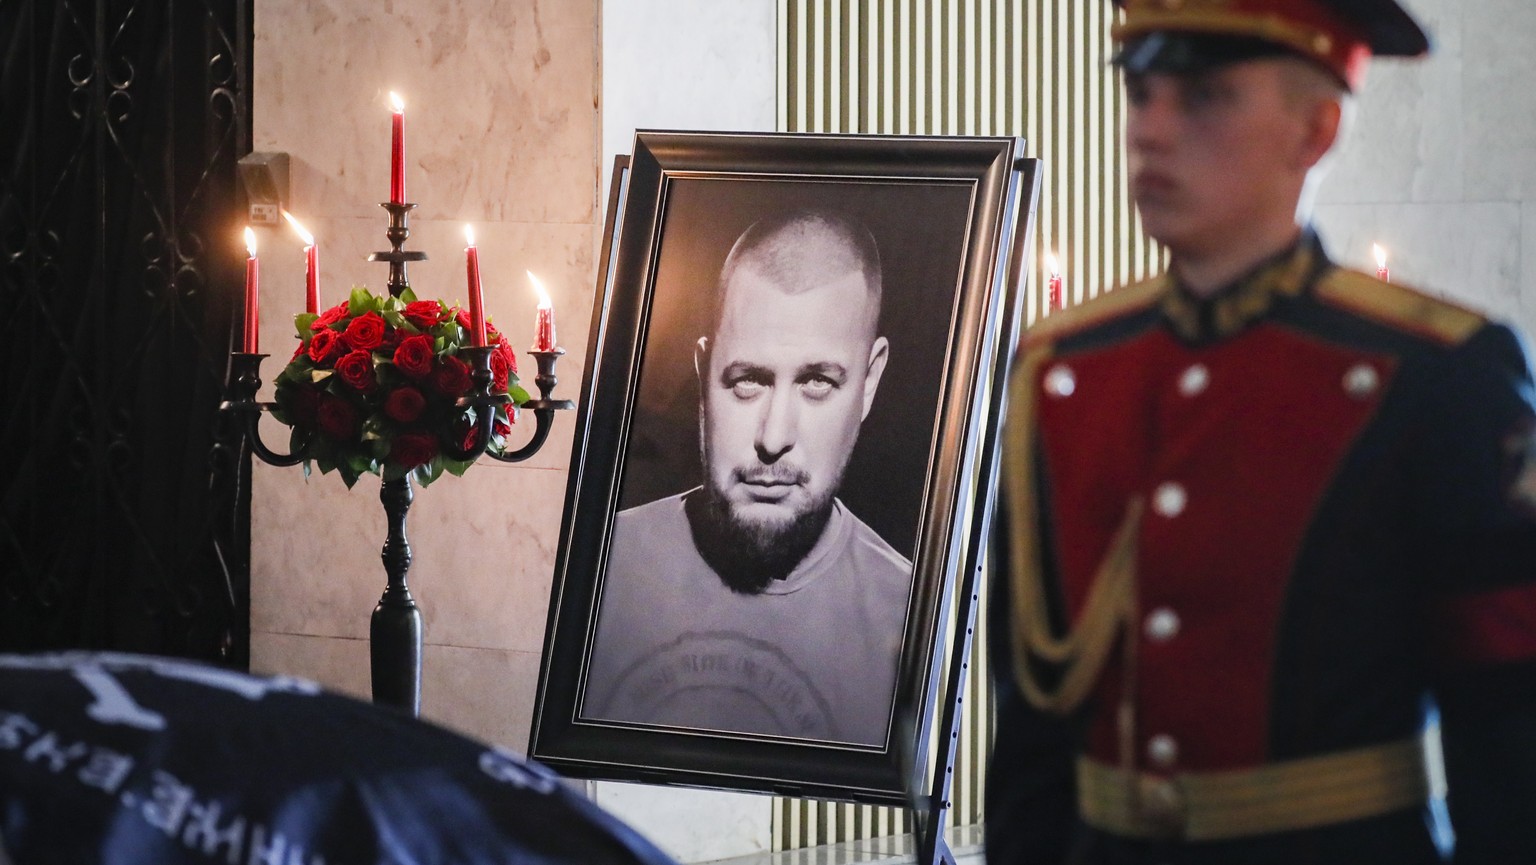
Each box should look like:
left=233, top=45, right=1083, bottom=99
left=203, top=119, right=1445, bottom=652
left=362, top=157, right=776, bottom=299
left=734, top=465, right=808, bottom=486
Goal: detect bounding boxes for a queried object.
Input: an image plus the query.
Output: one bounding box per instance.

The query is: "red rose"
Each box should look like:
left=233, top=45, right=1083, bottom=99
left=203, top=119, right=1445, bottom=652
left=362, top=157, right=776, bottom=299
left=334, top=349, right=377, bottom=392
left=430, top=355, right=472, bottom=397
left=455, top=414, right=479, bottom=451
left=343, top=311, right=387, bottom=350
left=494, top=413, right=513, bottom=437
left=496, top=335, right=518, bottom=375
left=455, top=308, right=472, bottom=332
left=389, top=432, right=439, bottom=469
left=383, top=386, right=426, bottom=423
left=312, top=302, right=348, bottom=331
left=491, top=339, right=516, bottom=390
left=378, top=326, right=403, bottom=352
left=308, top=328, right=342, bottom=364
left=316, top=395, right=359, bottom=440
left=394, top=334, right=435, bottom=379
left=403, top=300, right=445, bottom=330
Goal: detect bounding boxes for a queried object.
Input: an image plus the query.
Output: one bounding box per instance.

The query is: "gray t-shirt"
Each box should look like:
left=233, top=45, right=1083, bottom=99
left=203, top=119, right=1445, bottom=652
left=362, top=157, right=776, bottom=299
left=582, top=491, right=914, bottom=746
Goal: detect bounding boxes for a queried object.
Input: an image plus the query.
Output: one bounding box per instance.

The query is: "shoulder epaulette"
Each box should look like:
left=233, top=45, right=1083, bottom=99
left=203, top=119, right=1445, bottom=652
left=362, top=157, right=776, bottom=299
left=1023, top=274, right=1170, bottom=348
left=1314, top=268, right=1486, bottom=347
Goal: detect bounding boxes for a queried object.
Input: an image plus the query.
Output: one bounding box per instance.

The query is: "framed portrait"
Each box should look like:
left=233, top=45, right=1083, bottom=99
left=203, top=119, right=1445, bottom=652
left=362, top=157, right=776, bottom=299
left=530, top=131, right=1039, bottom=804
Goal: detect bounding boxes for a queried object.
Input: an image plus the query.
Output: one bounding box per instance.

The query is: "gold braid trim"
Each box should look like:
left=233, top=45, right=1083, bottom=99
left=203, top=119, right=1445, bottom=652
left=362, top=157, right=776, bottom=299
left=1314, top=269, right=1485, bottom=347
left=1003, top=343, right=1144, bottom=715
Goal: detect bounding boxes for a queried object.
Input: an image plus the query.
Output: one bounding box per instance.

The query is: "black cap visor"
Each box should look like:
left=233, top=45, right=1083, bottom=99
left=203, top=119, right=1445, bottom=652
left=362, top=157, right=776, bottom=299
left=1112, top=32, right=1301, bottom=76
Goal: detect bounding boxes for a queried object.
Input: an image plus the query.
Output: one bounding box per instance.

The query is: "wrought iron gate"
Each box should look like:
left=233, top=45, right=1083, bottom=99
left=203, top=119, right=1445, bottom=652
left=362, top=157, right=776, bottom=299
left=0, top=0, right=253, bottom=663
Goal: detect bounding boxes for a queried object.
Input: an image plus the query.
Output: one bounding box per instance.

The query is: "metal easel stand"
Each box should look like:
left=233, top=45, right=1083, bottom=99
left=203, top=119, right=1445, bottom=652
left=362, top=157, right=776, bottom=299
left=913, top=550, right=985, bottom=865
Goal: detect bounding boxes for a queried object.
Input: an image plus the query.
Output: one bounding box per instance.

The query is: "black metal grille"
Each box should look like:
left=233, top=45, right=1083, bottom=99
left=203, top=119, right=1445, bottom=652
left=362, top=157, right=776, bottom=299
left=0, top=0, right=252, bottom=664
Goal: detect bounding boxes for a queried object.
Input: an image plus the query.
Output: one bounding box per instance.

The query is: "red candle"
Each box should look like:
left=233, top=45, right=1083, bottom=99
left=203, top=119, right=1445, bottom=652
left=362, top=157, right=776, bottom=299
left=283, top=211, right=318, bottom=313
left=464, top=225, right=486, bottom=347
left=389, top=92, right=406, bottom=205
left=1046, top=252, right=1063, bottom=312
left=1373, top=244, right=1390, bottom=283
left=528, top=271, right=557, bottom=351
left=243, top=227, right=260, bottom=353
left=305, top=244, right=319, bottom=313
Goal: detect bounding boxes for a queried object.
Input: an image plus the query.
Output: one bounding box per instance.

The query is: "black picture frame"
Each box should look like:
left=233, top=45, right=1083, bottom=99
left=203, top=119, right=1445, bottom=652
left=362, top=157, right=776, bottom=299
left=530, top=132, right=1038, bottom=804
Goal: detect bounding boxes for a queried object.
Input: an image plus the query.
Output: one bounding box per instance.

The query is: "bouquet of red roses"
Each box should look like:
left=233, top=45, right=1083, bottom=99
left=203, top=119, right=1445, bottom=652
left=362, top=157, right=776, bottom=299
left=271, top=285, right=529, bottom=488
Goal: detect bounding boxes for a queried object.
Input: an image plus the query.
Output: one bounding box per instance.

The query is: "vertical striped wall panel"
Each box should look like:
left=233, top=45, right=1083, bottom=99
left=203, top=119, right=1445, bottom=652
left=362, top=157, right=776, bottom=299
left=773, top=0, right=1163, bottom=851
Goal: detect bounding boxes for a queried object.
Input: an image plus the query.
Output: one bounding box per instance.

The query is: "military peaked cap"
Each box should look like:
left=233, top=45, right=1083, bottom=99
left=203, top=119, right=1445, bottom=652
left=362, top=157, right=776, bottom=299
left=1111, top=0, right=1431, bottom=91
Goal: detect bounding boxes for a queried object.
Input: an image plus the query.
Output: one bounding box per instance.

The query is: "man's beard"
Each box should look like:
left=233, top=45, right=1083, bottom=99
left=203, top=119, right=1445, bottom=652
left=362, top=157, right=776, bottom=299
left=684, top=481, right=836, bottom=596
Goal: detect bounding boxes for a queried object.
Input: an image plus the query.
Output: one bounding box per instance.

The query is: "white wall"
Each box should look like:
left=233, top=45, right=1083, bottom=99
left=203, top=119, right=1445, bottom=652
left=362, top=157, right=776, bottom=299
left=601, top=0, right=778, bottom=188
left=592, top=2, right=780, bottom=862
left=1313, top=0, right=1536, bottom=343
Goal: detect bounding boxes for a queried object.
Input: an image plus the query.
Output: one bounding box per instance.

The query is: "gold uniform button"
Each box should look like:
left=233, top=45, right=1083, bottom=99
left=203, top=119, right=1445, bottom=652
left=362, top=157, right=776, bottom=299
left=1153, top=482, right=1187, bottom=518
left=1343, top=363, right=1380, bottom=398
left=1044, top=364, right=1077, bottom=397
left=1177, top=363, right=1209, bottom=396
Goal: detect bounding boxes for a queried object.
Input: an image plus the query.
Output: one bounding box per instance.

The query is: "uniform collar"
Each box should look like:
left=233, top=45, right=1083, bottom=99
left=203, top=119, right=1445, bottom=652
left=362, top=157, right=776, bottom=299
left=1160, top=229, right=1331, bottom=343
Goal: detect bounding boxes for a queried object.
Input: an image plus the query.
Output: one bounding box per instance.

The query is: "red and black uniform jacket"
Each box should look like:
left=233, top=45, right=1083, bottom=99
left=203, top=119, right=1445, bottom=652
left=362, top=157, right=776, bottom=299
left=986, top=233, right=1536, bottom=865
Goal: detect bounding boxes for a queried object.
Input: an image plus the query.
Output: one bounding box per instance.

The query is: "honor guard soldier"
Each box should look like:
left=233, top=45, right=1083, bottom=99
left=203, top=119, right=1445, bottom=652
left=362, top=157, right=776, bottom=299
left=987, top=1, right=1536, bottom=863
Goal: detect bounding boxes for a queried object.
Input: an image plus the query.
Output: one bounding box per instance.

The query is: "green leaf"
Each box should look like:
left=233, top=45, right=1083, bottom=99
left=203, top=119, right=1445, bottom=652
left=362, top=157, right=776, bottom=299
left=399, top=286, right=418, bottom=304
left=294, top=312, right=319, bottom=336
left=348, top=286, right=371, bottom=316
left=508, top=384, right=532, bottom=405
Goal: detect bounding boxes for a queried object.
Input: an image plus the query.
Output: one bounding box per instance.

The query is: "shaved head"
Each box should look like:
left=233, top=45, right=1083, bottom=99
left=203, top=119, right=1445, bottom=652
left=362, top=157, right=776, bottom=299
left=714, top=209, right=883, bottom=339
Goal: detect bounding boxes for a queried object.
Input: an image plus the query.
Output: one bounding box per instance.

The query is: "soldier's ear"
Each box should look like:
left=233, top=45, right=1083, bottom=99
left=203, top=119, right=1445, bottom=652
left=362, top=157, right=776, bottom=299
left=861, top=336, right=890, bottom=421
left=1296, top=94, right=1342, bottom=171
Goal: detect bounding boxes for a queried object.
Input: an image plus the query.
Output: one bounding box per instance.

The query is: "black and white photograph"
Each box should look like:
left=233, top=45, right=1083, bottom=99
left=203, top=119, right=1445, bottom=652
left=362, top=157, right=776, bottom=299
left=582, top=180, right=969, bottom=748
left=530, top=132, right=1035, bottom=801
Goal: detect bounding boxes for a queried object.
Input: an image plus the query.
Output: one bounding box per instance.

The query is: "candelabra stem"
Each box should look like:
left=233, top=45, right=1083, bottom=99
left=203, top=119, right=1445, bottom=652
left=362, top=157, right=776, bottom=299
left=371, top=475, right=422, bottom=715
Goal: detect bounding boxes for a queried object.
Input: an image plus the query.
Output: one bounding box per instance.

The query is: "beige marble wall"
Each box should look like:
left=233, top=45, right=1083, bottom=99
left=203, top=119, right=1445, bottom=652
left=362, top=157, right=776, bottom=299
left=1314, top=0, right=1536, bottom=341
left=248, top=0, right=599, bottom=753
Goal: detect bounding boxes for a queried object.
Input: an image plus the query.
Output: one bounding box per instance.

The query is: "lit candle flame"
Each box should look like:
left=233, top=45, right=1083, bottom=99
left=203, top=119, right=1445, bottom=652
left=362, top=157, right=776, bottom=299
left=244, top=226, right=257, bottom=257
left=1045, top=251, right=1060, bottom=277
left=1373, top=243, right=1387, bottom=270
left=281, top=211, right=314, bottom=247
left=464, top=224, right=476, bottom=247
left=389, top=91, right=405, bottom=114
left=528, top=270, right=552, bottom=308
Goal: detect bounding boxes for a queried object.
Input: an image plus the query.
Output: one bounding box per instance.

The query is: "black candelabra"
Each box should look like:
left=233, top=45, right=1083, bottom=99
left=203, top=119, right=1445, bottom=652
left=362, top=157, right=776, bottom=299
left=221, top=200, right=574, bottom=716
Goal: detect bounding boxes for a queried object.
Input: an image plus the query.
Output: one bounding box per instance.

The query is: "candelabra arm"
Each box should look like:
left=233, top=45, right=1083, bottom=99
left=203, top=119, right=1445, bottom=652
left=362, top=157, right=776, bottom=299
left=487, top=408, right=555, bottom=463
left=440, top=406, right=499, bottom=462
left=440, top=345, right=508, bottom=462
left=221, top=353, right=311, bottom=467
left=484, top=348, right=574, bottom=463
